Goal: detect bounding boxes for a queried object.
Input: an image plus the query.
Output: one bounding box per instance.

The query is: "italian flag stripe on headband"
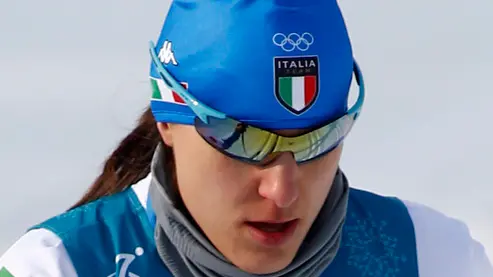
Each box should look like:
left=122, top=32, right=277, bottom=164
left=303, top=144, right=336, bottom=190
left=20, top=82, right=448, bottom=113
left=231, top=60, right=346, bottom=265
left=150, top=78, right=187, bottom=105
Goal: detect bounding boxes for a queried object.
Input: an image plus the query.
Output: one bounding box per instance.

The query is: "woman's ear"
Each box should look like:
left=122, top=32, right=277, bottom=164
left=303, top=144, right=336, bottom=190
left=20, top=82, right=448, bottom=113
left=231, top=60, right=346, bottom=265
left=157, top=122, right=174, bottom=147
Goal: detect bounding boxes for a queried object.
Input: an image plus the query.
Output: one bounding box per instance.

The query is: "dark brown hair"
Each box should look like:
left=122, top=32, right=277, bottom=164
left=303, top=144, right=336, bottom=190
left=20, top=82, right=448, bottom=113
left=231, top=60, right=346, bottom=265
left=70, top=106, right=175, bottom=209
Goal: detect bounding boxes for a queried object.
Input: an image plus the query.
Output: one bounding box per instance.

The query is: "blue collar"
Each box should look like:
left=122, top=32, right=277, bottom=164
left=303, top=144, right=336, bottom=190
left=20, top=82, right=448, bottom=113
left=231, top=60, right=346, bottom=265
left=146, top=195, right=157, bottom=229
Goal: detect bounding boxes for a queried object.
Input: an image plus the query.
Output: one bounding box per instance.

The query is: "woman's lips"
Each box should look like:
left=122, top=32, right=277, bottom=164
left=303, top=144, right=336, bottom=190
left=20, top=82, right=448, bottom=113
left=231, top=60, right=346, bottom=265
left=245, top=219, right=299, bottom=247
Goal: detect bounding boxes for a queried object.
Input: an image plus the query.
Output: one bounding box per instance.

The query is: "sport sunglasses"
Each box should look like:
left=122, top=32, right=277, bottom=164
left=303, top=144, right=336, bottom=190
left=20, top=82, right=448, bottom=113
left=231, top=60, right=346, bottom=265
left=149, top=41, right=365, bottom=164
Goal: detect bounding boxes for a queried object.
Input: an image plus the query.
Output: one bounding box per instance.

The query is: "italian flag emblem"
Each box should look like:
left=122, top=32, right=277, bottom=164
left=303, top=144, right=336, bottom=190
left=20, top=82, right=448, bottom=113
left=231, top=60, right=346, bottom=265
left=274, top=56, right=319, bottom=114
left=278, top=76, right=317, bottom=113
left=150, top=77, right=187, bottom=105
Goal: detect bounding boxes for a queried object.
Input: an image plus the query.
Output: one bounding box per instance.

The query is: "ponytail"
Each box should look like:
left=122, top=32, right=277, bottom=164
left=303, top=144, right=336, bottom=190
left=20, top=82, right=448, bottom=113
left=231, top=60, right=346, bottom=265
left=70, top=106, right=174, bottom=209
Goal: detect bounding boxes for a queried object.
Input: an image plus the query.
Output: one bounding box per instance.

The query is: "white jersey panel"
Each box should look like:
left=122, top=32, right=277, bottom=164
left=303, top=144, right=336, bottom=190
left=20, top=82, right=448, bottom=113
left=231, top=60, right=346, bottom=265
left=0, top=228, right=77, bottom=277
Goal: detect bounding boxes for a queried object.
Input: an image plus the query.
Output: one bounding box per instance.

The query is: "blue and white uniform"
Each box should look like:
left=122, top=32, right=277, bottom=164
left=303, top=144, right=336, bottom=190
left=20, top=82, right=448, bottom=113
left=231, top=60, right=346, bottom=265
left=0, top=175, right=491, bottom=276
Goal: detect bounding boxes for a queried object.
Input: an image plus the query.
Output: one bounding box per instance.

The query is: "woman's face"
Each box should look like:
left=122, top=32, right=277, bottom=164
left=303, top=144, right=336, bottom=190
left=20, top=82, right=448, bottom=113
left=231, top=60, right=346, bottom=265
left=158, top=123, right=342, bottom=274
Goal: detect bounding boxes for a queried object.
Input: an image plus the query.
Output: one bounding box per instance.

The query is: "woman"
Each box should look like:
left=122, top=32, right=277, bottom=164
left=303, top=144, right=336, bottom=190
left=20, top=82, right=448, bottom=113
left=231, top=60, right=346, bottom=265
left=1, top=0, right=491, bottom=276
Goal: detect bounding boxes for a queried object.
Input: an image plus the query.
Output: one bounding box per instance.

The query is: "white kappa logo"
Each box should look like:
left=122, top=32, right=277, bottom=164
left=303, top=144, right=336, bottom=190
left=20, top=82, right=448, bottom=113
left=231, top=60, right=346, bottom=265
left=272, top=32, right=315, bottom=52
left=158, top=40, right=178, bottom=66
left=107, top=247, right=144, bottom=277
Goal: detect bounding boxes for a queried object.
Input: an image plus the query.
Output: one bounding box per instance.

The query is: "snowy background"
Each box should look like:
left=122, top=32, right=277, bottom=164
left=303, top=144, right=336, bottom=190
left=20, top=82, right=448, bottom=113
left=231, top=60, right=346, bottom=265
left=0, top=0, right=492, bottom=261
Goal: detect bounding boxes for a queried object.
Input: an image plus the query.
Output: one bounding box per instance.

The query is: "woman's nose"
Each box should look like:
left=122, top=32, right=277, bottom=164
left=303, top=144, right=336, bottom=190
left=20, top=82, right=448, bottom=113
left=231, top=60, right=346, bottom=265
left=257, top=152, right=299, bottom=208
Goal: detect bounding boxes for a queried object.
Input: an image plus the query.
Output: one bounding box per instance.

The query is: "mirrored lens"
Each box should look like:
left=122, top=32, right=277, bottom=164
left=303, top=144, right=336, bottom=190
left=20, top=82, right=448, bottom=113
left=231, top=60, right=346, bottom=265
left=195, top=114, right=355, bottom=163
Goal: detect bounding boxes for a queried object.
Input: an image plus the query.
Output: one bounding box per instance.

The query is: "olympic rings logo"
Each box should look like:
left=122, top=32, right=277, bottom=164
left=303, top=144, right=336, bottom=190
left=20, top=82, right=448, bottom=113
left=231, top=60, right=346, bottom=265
left=272, top=32, right=314, bottom=52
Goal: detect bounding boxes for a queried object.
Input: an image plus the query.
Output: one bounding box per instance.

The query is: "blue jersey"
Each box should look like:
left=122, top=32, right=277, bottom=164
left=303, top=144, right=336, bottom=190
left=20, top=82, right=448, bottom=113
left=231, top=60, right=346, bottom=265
left=32, top=183, right=418, bottom=276
left=0, top=176, right=491, bottom=276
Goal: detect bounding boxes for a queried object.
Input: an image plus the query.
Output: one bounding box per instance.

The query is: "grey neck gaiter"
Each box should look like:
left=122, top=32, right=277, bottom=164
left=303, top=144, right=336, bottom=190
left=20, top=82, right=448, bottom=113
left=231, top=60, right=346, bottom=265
left=149, top=144, right=349, bottom=277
